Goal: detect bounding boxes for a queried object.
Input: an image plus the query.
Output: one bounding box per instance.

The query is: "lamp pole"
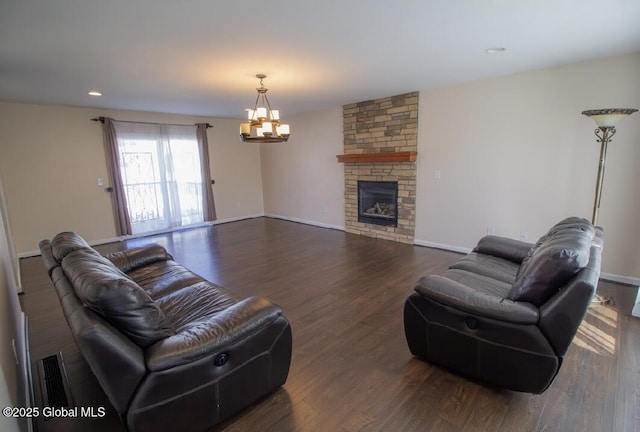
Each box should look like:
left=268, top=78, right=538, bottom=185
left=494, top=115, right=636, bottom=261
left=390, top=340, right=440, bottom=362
left=590, top=126, right=615, bottom=226
left=582, top=108, right=637, bottom=226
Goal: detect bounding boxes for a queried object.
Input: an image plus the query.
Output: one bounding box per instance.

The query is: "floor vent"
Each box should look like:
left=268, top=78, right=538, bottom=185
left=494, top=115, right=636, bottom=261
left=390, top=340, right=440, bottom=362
left=37, top=352, right=73, bottom=409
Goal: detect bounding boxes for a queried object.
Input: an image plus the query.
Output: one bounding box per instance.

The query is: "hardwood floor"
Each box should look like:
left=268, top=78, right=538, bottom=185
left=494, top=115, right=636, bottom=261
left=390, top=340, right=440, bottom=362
left=19, top=217, right=640, bottom=432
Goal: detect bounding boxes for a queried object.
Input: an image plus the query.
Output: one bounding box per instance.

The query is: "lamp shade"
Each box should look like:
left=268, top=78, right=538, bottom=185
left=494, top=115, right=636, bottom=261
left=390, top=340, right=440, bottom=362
left=582, top=108, right=638, bottom=127
left=256, top=107, right=267, bottom=119
left=277, top=124, right=290, bottom=135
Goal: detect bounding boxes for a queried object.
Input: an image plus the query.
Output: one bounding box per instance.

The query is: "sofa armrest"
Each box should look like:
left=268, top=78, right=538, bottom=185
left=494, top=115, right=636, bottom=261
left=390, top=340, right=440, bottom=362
left=39, top=239, right=59, bottom=277
left=146, top=297, right=282, bottom=371
left=106, top=244, right=173, bottom=273
left=473, top=235, right=534, bottom=264
left=415, top=275, right=539, bottom=324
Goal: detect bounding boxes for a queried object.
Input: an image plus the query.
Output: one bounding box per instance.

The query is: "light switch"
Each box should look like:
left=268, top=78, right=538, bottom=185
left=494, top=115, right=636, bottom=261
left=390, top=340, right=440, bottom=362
left=433, top=170, right=441, bottom=180
left=97, top=177, right=104, bottom=186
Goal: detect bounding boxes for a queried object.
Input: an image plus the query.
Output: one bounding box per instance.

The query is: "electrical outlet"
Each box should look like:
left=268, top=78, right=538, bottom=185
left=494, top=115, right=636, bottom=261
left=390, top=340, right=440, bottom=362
left=433, top=170, right=441, bottom=181
left=520, top=231, right=528, bottom=241
left=486, top=226, right=496, bottom=235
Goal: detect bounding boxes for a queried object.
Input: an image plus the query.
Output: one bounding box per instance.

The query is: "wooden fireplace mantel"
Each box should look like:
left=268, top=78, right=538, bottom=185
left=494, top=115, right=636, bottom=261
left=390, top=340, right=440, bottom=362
left=336, top=151, right=417, bottom=163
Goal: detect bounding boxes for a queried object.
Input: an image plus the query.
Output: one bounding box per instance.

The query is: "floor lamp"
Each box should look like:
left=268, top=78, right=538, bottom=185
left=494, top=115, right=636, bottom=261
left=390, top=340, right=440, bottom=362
left=581, top=108, right=638, bottom=305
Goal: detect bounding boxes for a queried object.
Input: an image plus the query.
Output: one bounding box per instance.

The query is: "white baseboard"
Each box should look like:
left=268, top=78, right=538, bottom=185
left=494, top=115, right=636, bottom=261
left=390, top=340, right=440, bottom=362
left=211, top=214, right=265, bottom=226
left=413, top=239, right=471, bottom=255
left=19, top=250, right=46, bottom=259
left=264, top=213, right=345, bottom=231
left=600, top=272, right=640, bottom=286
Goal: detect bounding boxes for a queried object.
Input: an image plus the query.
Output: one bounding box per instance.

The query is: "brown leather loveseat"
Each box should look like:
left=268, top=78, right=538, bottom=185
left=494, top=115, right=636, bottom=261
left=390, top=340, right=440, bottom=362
left=39, top=232, right=292, bottom=432
left=404, top=217, right=603, bottom=393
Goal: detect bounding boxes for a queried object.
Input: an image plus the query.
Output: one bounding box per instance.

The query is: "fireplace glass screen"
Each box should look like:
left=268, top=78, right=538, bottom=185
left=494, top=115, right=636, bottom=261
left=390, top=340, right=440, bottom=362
left=357, top=181, right=398, bottom=227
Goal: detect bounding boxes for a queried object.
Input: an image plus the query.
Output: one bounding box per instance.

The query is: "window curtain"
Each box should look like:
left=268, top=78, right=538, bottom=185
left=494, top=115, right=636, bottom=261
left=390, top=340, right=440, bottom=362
left=102, top=117, right=132, bottom=235
left=196, top=123, right=217, bottom=221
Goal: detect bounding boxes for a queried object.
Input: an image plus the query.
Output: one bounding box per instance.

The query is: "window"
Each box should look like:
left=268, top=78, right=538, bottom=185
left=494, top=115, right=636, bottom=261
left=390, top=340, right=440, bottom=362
left=113, top=122, right=204, bottom=234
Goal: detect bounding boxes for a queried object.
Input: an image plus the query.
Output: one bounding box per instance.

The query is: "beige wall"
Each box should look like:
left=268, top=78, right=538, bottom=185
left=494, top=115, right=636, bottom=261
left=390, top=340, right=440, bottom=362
left=0, top=102, right=264, bottom=254
left=415, top=52, right=640, bottom=278
left=261, top=106, right=344, bottom=229
left=0, top=173, right=24, bottom=432
left=206, top=117, right=265, bottom=221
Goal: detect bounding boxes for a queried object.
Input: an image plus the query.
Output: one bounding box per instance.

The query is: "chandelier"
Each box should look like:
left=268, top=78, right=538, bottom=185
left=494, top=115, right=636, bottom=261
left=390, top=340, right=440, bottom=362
left=239, top=74, right=291, bottom=143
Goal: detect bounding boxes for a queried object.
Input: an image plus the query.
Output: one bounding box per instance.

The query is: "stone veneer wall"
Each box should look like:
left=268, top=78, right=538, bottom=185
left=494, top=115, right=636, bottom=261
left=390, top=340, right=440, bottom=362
left=343, top=92, right=418, bottom=244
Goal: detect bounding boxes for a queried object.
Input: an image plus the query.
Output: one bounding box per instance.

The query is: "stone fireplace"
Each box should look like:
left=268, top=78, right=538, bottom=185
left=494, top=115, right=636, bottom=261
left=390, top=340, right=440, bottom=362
left=338, top=92, right=418, bottom=244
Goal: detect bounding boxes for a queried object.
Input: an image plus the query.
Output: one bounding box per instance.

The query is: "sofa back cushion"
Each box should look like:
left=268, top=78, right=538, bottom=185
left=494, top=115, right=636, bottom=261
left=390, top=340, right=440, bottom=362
left=61, top=248, right=174, bottom=348
left=106, top=244, right=173, bottom=273
left=507, top=217, right=594, bottom=306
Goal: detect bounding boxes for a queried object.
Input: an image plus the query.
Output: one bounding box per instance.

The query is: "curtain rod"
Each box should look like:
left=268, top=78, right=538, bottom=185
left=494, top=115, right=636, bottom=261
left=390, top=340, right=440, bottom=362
left=91, top=117, right=213, bottom=128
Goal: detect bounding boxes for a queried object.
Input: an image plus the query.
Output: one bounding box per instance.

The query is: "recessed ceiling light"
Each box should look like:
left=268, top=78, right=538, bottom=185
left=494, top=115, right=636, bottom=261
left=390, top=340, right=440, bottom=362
left=485, top=47, right=506, bottom=54
left=88, top=91, right=102, bottom=96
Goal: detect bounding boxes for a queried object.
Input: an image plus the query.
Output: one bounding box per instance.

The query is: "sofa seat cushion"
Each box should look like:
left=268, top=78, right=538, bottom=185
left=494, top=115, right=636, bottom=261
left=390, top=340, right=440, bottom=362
left=508, top=223, right=593, bottom=306
left=61, top=248, right=174, bottom=347
left=438, top=269, right=512, bottom=298
left=449, top=253, right=519, bottom=284
left=414, top=271, right=538, bottom=323
left=154, top=281, right=240, bottom=331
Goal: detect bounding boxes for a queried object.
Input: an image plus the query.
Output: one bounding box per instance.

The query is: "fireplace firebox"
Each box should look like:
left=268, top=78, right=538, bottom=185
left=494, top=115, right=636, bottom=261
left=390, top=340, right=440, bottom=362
left=358, top=181, right=398, bottom=227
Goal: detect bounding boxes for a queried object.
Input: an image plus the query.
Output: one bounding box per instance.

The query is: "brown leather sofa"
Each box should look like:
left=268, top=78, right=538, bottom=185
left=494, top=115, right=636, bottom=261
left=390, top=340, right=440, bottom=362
left=404, top=217, right=603, bottom=393
left=39, top=232, right=292, bottom=432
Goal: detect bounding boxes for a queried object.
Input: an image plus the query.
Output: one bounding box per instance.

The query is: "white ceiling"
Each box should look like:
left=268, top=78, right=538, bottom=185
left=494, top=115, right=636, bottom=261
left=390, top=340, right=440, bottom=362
left=1, top=0, right=639, bottom=119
